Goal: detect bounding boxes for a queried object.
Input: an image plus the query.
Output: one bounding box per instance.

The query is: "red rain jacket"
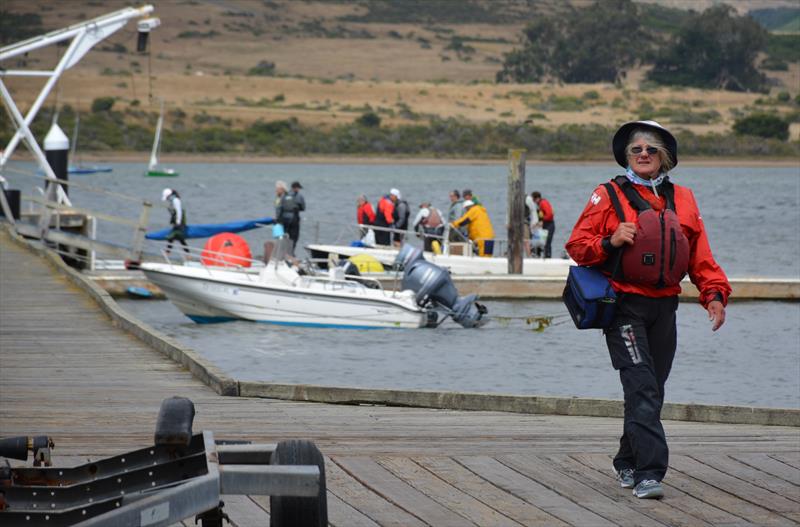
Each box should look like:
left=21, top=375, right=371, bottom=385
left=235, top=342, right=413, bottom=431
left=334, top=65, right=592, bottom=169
left=566, top=181, right=731, bottom=307
left=376, top=196, right=395, bottom=226
left=357, top=201, right=376, bottom=225
left=538, top=198, right=554, bottom=222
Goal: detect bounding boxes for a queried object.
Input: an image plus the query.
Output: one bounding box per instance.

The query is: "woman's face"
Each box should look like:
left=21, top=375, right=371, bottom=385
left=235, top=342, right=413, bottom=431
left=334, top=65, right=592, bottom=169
left=628, top=139, right=662, bottom=179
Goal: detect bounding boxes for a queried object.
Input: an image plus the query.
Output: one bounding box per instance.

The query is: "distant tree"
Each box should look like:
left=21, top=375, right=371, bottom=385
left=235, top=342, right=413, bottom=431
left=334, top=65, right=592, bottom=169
left=0, top=12, right=43, bottom=45
left=91, top=97, right=115, bottom=113
left=647, top=5, right=768, bottom=92
left=733, top=113, right=789, bottom=140
left=355, top=112, right=381, bottom=128
left=247, top=60, right=276, bottom=76
left=497, top=0, right=648, bottom=84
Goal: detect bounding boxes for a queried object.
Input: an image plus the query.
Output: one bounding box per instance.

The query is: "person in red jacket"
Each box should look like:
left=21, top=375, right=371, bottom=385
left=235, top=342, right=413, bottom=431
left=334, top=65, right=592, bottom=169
left=566, top=120, right=730, bottom=500
left=532, top=191, right=555, bottom=257
left=356, top=194, right=376, bottom=237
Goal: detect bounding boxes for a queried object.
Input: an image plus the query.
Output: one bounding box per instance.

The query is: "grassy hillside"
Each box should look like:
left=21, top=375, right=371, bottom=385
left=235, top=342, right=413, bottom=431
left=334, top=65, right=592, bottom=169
left=2, top=0, right=799, bottom=156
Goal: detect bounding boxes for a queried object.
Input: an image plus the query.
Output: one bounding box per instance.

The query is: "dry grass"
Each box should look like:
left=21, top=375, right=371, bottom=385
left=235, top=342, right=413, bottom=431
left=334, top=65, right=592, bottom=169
left=4, top=0, right=799, bottom=140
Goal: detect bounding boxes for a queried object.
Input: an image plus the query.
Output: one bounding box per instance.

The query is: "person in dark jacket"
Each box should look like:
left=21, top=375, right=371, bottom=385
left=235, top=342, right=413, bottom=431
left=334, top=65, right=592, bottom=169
left=274, top=180, right=301, bottom=255
left=566, top=120, right=731, bottom=500
left=389, top=188, right=409, bottom=247
left=161, top=188, right=188, bottom=255
left=287, top=181, right=305, bottom=252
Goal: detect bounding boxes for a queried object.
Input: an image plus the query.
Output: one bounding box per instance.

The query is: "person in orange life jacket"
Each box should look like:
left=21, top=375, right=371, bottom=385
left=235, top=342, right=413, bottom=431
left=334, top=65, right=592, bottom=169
left=356, top=194, right=376, bottom=237
left=161, top=188, right=188, bottom=255
left=412, top=201, right=444, bottom=252
left=374, top=192, right=395, bottom=246
left=389, top=188, right=410, bottom=247
left=566, top=120, right=730, bottom=500
left=532, top=191, right=554, bottom=258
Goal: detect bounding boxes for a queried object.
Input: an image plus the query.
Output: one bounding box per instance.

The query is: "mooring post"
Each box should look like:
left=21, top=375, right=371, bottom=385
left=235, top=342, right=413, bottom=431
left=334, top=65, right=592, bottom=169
left=131, top=201, right=152, bottom=261
left=507, top=149, right=526, bottom=274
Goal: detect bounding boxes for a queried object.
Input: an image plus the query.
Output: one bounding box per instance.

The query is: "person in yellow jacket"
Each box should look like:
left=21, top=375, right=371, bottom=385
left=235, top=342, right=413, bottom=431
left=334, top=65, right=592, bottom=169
left=451, top=200, right=495, bottom=257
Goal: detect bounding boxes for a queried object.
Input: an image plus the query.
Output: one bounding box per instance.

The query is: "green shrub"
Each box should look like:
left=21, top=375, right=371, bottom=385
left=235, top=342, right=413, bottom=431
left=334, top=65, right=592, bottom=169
left=247, top=61, right=275, bottom=76
left=777, top=92, right=791, bottom=103
left=91, top=97, right=115, bottom=113
left=355, top=112, right=381, bottom=128
left=761, top=57, right=789, bottom=71
left=733, top=113, right=789, bottom=140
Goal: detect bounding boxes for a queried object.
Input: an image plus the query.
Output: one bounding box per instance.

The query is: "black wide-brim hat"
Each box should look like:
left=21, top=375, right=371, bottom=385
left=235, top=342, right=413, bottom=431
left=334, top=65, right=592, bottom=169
left=612, top=120, right=678, bottom=169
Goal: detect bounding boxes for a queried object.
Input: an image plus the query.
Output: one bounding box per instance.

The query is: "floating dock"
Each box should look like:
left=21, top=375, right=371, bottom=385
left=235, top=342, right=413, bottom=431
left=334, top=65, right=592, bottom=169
left=88, top=269, right=800, bottom=301
left=2, top=229, right=799, bottom=526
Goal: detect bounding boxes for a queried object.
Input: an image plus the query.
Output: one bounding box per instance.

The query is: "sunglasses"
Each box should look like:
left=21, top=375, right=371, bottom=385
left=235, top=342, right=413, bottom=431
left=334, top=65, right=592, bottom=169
left=630, top=145, right=659, bottom=156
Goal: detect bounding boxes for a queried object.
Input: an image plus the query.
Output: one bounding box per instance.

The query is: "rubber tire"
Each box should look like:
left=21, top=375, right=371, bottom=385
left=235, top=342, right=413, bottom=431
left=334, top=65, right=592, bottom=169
left=270, top=440, right=328, bottom=527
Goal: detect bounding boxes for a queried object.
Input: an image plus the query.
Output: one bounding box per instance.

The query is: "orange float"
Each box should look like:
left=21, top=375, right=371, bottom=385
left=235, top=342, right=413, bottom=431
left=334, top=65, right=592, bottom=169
left=201, top=233, right=252, bottom=268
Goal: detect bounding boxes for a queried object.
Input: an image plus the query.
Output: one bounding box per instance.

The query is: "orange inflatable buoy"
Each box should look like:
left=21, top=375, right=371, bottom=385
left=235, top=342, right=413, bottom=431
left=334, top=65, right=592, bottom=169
left=201, top=233, right=252, bottom=268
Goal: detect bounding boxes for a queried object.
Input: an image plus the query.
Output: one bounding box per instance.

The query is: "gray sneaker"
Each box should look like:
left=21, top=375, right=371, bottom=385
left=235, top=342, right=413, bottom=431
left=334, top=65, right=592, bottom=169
left=633, top=479, right=664, bottom=499
left=613, top=466, right=635, bottom=488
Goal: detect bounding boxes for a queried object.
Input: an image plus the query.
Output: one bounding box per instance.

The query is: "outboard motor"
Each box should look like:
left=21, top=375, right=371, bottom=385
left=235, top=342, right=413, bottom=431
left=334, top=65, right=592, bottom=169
left=396, top=245, right=488, bottom=328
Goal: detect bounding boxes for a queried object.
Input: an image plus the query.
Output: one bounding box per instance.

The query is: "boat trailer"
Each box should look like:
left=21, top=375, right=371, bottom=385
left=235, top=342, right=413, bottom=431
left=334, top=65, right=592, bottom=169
left=0, top=397, right=328, bottom=526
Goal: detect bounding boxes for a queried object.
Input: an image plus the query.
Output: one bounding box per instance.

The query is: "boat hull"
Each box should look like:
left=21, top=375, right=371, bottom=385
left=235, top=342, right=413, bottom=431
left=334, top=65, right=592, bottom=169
left=307, top=244, right=574, bottom=277
left=146, top=169, right=179, bottom=177
left=68, top=165, right=113, bottom=174
left=141, top=264, right=427, bottom=329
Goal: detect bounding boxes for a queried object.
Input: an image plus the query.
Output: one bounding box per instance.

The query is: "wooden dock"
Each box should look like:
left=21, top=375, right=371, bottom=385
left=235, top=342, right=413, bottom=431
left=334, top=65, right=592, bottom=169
left=88, top=269, right=800, bottom=301
left=2, top=231, right=799, bottom=526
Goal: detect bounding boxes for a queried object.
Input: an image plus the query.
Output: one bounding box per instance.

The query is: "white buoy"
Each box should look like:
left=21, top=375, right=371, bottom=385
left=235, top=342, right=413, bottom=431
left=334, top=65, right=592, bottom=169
left=44, top=123, right=70, bottom=196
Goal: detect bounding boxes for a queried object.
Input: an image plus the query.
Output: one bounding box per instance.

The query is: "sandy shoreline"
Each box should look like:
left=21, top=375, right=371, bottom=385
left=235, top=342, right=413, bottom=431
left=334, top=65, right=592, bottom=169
left=8, top=152, right=799, bottom=167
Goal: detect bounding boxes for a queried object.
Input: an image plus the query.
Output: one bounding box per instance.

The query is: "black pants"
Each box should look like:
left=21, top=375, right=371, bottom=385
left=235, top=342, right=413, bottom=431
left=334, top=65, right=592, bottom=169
left=374, top=222, right=391, bottom=246
left=166, top=225, right=189, bottom=254
left=286, top=219, right=300, bottom=255
left=606, top=294, right=678, bottom=484
left=543, top=220, right=555, bottom=258
left=422, top=226, right=444, bottom=252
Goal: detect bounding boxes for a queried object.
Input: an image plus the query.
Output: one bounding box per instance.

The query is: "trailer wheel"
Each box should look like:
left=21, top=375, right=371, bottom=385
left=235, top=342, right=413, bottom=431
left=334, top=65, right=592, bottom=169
left=270, top=440, right=328, bottom=527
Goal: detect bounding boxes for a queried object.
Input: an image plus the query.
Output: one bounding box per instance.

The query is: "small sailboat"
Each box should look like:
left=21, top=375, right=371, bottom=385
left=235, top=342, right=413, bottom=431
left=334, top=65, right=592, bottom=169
left=145, top=101, right=178, bottom=177
left=68, top=113, right=113, bottom=174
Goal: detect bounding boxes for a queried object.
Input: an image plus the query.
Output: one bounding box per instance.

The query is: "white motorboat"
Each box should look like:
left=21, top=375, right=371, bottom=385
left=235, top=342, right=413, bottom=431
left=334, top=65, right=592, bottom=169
left=306, top=243, right=574, bottom=277
left=139, top=243, right=487, bottom=329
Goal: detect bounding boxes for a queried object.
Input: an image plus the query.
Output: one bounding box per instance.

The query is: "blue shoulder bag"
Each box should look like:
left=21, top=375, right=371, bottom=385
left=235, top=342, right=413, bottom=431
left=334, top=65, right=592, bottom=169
left=562, top=182, right=625, bottom=330
left=562, top=266, right=617, bottom=329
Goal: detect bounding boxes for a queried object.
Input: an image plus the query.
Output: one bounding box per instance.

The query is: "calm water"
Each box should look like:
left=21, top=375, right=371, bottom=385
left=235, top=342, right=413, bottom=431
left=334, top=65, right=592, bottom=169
left=6, top=160, right=800, bottom=408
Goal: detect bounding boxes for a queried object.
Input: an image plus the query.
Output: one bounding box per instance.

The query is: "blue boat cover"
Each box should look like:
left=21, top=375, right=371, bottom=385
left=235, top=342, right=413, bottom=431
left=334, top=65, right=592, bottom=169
left=146, top=217, right=274, bottom=240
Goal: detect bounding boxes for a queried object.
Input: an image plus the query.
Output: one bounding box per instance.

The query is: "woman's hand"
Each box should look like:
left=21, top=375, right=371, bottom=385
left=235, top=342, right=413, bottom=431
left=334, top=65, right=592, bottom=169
left=610, top=222, right=637, bottom=247
left=707, top=300, right=726, bottom=331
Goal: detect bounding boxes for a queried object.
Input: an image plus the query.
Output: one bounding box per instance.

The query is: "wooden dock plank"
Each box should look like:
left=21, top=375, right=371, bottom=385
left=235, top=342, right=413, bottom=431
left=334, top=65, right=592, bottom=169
left=671, top=455, right=799, bottom=514
left=455, top=455, right=616, bottom=526
left=413, top=455, right=568, bottom=527
left=665, top=465, right=794, bottom=526
left=571, top=453, right=755, bottom=526
left=499, top=454, right=667, bottom=527
left=219, top=494, right=269, bottom=527
left=377, top=456, right=522, bottom=527
left=733, top=453, right=800, bottom=486
left=333, top=456, right=472, bottom=526
left=323, top=458, right=425, bottom=527
left=3, top=230, right=800, bottom=526
left=694, top=454, right=800, bottom=504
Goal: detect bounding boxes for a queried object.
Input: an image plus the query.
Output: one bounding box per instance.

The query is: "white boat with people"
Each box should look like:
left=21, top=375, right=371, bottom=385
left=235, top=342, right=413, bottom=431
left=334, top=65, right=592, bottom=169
left=137, top=237, right=488, bottom=330
left=306, top=224, right=574, bottom=277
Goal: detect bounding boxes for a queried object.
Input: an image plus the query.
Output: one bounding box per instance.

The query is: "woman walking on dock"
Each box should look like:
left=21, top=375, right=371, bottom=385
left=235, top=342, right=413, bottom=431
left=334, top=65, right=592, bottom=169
left=565, top=120, right=731, bottom=499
